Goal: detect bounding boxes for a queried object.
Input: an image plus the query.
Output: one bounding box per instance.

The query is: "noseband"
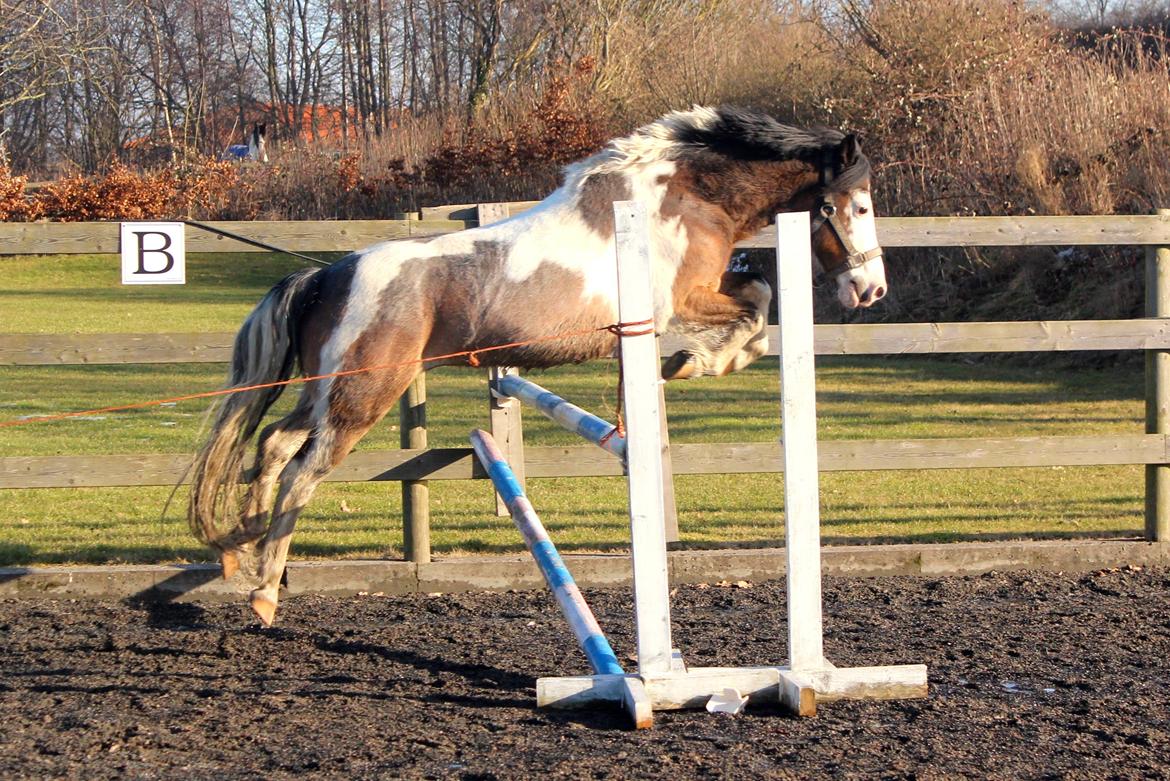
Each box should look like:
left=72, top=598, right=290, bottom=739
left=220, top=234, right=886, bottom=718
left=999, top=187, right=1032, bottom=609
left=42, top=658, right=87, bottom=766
left=808, top=156, right=883, bottom=275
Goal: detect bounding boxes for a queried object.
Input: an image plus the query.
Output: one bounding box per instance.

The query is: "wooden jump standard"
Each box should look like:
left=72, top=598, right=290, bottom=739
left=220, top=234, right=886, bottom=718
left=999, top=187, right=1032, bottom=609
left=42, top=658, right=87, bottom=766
left=487, top=202, right=927, bottom=728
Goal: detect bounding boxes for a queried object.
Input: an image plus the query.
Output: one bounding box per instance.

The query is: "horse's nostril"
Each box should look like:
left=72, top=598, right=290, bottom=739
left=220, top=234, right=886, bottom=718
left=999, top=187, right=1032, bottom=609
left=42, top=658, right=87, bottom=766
left=856, top=283, right=886, bottom=307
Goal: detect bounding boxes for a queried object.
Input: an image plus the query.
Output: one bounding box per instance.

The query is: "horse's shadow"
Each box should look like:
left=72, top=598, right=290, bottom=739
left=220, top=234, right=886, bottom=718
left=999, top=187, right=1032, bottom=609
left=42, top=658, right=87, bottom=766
left=315, top=635, right=532, bottom=694
left=312, top=635, right=631, bottom=728
left=121, top=565, right=226, bottom=629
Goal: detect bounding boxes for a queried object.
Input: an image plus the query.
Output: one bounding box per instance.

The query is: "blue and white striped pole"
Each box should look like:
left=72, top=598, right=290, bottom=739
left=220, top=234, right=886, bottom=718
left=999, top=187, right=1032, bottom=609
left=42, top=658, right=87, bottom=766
left=470, top=428, right=625, bottom=677
left=495, top=374, right=626, bottom=461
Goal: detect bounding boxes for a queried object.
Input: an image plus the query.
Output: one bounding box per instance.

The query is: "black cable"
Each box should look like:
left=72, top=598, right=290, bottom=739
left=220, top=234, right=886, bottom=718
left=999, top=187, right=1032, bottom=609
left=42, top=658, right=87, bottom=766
left=183, top=219, right=333, bottom=266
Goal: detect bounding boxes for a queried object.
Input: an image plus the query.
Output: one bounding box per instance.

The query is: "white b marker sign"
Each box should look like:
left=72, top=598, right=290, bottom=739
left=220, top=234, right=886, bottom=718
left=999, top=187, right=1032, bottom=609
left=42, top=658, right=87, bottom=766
left=120, top=222, right=186, bottom=285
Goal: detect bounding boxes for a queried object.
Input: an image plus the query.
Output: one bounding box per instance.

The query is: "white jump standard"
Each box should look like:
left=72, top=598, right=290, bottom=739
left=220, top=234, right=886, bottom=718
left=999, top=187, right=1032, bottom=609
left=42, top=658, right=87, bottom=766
left=768, top=211, right=927, bottom=713
left=495, top=203, right=926, bottom=727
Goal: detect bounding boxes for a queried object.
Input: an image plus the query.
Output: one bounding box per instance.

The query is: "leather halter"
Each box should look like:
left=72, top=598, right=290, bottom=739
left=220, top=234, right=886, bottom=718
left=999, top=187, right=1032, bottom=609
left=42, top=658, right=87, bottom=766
left=808, top=156, right=883, bottom=275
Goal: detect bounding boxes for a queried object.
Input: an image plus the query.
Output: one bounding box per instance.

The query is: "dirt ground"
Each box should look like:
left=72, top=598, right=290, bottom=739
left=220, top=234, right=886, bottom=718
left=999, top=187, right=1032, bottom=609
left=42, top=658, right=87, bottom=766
left=1, top=566, right=1168, bottom=780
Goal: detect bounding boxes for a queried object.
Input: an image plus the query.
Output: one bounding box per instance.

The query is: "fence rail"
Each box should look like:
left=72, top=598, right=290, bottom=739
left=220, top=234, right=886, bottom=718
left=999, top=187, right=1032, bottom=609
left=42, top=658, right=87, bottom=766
left=2, top=206, right=1168, bottom=551
left=2, top=434, right=1164, bottom=490
left=0, top=218, right=469, bottom=255
left=5, top=212, right=1170, bottom=256
left=5, top=320, right=1170, bottom=366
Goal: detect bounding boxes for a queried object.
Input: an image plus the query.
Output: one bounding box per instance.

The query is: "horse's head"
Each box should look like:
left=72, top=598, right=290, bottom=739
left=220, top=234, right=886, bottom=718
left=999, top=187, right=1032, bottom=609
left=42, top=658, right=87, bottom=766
left=805, top=134, right=886, bottom=309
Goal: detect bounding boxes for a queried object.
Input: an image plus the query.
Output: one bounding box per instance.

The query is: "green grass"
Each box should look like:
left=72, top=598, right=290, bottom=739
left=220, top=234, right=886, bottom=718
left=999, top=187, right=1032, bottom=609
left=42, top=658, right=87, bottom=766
left=0, top=252, right=1149, bottom=565
left=0, top=252, right=344, bottom=333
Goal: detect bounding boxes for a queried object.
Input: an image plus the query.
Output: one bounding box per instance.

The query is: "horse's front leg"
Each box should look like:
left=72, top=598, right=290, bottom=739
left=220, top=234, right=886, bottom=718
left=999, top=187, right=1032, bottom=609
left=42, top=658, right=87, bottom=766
left=722, top=272, right=772, bottom=373
left=662, top=273, right=772, bottom=380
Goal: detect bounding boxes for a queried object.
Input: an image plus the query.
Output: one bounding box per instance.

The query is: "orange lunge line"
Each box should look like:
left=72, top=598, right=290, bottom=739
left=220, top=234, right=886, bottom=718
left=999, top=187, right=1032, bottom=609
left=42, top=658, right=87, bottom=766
left=0, top=319, right=656, bottom=429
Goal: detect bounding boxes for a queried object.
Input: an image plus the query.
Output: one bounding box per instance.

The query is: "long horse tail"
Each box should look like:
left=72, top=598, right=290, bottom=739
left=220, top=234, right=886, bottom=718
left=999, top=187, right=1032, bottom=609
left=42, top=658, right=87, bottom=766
left=187, top=267, right=321, bottom=551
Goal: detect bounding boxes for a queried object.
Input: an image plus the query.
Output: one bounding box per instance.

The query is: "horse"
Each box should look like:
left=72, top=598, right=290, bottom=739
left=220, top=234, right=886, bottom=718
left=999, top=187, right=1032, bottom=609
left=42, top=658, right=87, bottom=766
left=224, top=123, right=268, bottom=163
left=188, top=105, right=887, bottom=626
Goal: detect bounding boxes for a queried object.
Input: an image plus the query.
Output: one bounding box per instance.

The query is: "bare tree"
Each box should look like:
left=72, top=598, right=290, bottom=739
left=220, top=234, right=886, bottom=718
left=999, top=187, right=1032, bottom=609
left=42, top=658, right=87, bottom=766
left=0, top=0, right=106, bottom=168
left=254, top=0, right=338, bottom=143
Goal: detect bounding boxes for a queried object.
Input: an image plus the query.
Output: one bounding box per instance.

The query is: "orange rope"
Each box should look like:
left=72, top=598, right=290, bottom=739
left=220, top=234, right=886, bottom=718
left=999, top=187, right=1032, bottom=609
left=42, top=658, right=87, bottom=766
left=605, top=319, right=655, bottom=337
left=599, top=318, right=654, bottom=438
left=0, top=319, right=657, bottom=429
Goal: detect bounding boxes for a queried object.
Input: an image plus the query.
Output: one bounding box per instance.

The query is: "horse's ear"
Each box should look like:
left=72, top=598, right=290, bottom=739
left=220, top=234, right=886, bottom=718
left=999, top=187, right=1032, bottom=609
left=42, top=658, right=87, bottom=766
left=838, top=133, right=861, bottom=168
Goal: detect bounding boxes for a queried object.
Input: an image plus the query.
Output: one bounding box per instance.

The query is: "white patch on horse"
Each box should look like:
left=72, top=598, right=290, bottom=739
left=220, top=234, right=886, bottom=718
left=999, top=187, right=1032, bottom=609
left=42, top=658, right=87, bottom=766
left=496, top=188, right=618, bottom=311
left=505, top=157, right=689, bottom=330
left=559, top=111, right=721, bottom=326
left=849, top=191, right=880, bottom=257
left=320, top=231, right=479, bottom=375
left=836, top=189, right=887, bottom=309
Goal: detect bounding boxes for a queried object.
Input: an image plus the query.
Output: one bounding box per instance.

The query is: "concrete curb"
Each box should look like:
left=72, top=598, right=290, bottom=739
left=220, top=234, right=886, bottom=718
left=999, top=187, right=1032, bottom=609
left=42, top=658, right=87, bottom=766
left=2, top=538, right=1167, bottom=603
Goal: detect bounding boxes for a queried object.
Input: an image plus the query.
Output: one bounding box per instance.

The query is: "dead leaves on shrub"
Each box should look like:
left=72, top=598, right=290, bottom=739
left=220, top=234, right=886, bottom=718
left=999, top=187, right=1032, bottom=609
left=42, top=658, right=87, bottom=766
left=0, top=61, right=609, bottom=223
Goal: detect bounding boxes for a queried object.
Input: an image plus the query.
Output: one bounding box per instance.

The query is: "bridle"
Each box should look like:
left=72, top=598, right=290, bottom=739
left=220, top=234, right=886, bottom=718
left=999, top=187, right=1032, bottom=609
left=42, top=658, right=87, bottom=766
left=807, top=156, right=883, bottom=275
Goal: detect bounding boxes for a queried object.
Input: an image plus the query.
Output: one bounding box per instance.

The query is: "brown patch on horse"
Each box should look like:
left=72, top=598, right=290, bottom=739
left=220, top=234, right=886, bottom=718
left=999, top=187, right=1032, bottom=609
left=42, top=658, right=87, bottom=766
left=577, top=173, right=632, bottom=238
left=470, top=282, right=617, bottom=367
left=296, top=257, right=358, bottom=378
left=656, top=167, right=778, bottom=379
left=405, top=242, right=619, bottom=368
left=658, top=171, right=741, bottom=318
left=331, top=318, right=430, bottom=432
left=330, top=241, right=618, bottom=378
left=684, top=157, right=819, bottom=241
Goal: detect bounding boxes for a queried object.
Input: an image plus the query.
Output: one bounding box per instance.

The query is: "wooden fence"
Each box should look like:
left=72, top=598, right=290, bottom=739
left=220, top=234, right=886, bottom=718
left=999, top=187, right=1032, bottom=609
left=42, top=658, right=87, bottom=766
left=2, top=205, right=1169, bottom=560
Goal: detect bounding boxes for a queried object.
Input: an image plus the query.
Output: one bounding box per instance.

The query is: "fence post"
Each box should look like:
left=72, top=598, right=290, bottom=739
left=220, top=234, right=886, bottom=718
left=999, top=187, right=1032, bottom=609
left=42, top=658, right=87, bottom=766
left=1145, top=208, right=1170, bottom=543
left=489, top=367, right=526, bottom=516
left=400, top=375, right=430, bottom=563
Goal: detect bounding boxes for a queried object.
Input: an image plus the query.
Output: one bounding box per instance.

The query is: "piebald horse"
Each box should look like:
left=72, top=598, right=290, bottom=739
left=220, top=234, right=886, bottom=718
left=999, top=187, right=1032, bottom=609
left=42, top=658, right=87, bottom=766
left=189, top=106, right=887, bottom=625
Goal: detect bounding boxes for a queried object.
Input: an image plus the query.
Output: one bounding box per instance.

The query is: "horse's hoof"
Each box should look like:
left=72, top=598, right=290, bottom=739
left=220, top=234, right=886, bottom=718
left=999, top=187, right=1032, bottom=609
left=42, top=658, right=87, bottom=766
left=250, top=592, right=278, bottom=627
left=662, top=351, right=699, bottom=380
left=221, top=551, right=239, bottom=580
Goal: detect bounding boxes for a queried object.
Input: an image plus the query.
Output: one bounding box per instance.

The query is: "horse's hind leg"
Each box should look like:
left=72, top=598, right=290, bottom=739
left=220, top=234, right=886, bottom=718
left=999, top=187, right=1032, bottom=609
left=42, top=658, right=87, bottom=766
left=248, top=367, right=420, bottom=626
left=219, top=395, right=315, bottom=580
left=662, top=274, right=772, bottom=379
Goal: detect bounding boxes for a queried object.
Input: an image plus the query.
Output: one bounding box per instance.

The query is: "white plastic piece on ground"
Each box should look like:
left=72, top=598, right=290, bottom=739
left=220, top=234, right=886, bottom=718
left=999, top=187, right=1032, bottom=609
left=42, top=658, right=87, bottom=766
left=705, top=687, right=749, bottom=715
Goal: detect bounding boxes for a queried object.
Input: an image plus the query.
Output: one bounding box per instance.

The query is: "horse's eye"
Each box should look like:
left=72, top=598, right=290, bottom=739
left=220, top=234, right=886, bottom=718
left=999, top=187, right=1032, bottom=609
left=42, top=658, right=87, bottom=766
left=857, top=206, right=869, bottom=216
left=820, top=203, right=836, bottom=217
